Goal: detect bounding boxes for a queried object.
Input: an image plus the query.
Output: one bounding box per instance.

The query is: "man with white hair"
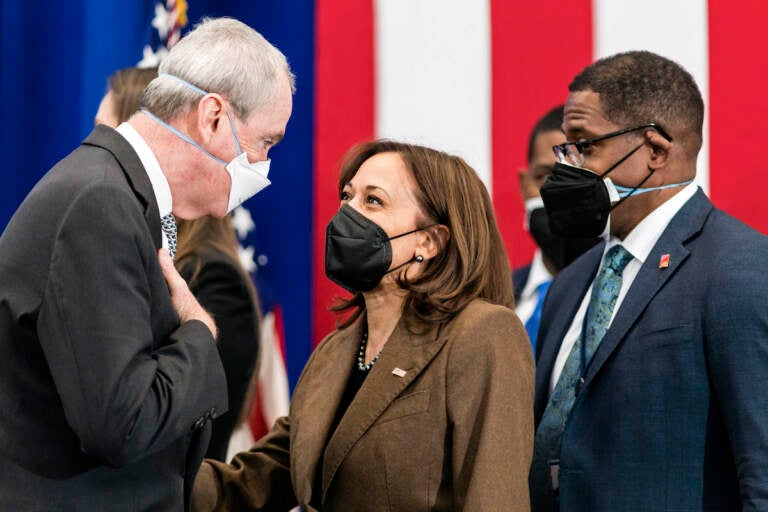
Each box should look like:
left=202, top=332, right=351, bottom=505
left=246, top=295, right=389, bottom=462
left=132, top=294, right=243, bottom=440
left=0, top=17, right=294, bottom=511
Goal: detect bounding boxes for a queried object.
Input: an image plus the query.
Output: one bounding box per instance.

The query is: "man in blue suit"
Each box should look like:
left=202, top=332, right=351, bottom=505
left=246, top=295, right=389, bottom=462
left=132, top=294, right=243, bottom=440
left=530, top=50, right=768, bottom=511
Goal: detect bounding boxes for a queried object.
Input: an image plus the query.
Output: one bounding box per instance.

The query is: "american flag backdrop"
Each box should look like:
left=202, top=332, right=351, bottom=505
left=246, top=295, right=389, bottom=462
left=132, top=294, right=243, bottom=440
left=311, top=0, right=768, bottom=344
left=139, top=0, right=188, bottom=67
left=1, top=0, right=767, bottom=449
left=239, top=0, right=768, bottom=447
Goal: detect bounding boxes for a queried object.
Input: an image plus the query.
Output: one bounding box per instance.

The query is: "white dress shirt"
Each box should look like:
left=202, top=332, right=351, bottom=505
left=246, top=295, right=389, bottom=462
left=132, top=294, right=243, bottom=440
left=515, top=249, right=554, bottom=325
left=115, top=123, right=174, bottom=250
left=549, top=183, right=699, bottom=393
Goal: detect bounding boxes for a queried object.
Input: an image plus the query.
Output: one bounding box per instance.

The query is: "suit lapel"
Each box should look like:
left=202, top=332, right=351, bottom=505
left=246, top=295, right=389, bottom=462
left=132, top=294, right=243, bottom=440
left=289, top=323, right=359, bottom=505
left=321, top=317, right=447, bottom=503
left=534, top=247, right=602, bottom=424
left=82, top=125, right=162, bottom=249
left=581, top=190, right=713, bottom=390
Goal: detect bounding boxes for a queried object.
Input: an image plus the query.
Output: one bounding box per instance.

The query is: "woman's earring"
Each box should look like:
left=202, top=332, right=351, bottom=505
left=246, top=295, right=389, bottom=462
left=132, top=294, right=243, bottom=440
left=415, top=255, right=424, bottom=263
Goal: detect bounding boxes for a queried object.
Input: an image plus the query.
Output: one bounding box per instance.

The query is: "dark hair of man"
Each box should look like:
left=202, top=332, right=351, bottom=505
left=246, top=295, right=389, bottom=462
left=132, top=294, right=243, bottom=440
left=569, top=50, right=704, bottom=155
left=527, top=105, right=564, bottom=163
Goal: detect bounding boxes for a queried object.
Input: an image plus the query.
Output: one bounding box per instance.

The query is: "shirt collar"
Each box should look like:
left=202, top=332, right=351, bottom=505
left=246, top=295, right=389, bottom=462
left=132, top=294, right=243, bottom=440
left=116, top=122, right=173, bottom=217
left=606, top=182, right=699, bottom=263
left=520, top=249, right=554, bottom=301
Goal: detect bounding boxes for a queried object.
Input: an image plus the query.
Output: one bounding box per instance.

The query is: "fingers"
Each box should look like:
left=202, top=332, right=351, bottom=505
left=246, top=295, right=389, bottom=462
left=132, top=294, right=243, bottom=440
left=158, top=248, right=184, bottom=292
left=157, top=249, right=218, bottom=340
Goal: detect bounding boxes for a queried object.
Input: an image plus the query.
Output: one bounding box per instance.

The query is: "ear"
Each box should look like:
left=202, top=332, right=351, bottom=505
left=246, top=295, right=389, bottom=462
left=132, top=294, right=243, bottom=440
left=417, top=225, right=451, bottom=261
left=645, top=130, right=672, bottom=171
left=194, top=93, right=227, bottom=144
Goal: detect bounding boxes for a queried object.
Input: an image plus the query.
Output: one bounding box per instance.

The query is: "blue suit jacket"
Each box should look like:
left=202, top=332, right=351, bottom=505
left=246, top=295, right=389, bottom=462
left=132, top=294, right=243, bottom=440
left=531, top=190, right=768, bottom=511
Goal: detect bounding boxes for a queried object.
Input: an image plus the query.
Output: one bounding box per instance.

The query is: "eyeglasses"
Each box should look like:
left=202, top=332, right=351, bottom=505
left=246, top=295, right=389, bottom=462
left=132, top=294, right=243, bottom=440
left=553, top=123, right=673, bottom=167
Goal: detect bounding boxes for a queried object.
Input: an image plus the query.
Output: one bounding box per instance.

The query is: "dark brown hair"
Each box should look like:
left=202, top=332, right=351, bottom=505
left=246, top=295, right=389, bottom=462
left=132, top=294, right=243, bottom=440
left=331, top=140, right=514, bottom=329
left=107, top=66, right=159, bottom=123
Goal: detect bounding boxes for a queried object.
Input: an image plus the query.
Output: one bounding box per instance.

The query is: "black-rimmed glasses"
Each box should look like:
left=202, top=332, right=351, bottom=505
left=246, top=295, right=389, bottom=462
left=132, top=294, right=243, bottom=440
left=553, top=123, right=673, bottom=167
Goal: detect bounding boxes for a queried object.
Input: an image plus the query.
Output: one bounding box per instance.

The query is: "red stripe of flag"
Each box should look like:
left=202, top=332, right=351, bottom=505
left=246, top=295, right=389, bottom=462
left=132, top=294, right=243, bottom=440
left=490, top=1, right=594, bottom=268
left=249, top=384, right=270, bottom=441
left=272, top=304, right=287, bottom=362
left=708, top=0, right=768, bottom=235
left=313, top=0, right=376, bottom=345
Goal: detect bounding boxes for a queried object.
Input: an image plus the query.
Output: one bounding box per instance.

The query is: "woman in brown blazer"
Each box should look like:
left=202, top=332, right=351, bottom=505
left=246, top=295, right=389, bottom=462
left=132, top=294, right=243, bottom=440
left=193, top=140, right=534, bottom=511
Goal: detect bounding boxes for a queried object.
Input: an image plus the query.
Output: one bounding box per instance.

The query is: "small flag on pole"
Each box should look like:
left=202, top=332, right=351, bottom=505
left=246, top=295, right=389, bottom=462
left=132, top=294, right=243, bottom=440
left=138, top=0, right=189, bottom=68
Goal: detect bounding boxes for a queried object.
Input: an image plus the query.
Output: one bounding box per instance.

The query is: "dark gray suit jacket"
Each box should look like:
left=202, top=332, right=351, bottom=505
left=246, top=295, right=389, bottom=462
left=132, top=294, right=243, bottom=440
left=180, top=249, right=260, bottom=463
left=0, top=126, right=228, bottom=510
left=531, top=189, right=768, bottom=511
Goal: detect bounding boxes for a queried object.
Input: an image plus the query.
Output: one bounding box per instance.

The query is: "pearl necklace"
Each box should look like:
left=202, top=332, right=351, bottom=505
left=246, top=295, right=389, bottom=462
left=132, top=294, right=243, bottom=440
left=357, top=329, right=380, bottom=371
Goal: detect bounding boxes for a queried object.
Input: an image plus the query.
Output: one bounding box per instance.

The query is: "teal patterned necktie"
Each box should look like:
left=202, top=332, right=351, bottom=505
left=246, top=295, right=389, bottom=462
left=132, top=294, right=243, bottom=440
left=160, top=213, right=177, bottom=260
left=530, top=244, right=633, bottom=499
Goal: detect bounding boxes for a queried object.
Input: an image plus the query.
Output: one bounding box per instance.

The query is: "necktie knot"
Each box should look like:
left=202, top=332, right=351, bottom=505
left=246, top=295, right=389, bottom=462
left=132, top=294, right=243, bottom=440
left=160, top=213, right=178, bottom=260
left=604, top=244, right=633, bottom=276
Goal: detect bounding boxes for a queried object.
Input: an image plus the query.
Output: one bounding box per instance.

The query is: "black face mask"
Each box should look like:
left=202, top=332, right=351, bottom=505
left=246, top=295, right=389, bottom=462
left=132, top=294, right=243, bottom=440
left=528, top=207, right=602, bottom=270
left=325, top=205, right=423, bottom=293
left=540, top=144, right=646, bottom=238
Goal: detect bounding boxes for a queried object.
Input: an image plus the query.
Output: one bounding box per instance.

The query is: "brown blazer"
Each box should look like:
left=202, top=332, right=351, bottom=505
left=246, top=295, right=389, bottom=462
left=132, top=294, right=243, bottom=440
left=193, top=299, right=534, bottom=511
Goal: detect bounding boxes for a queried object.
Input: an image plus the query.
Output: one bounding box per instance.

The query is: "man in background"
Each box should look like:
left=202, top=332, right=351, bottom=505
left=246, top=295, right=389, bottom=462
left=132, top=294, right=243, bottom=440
left=0, top=17, right=294, bottom=511
left=530, top=50, right=768, bottom=511
left=514, top=105, right=599, bottom=351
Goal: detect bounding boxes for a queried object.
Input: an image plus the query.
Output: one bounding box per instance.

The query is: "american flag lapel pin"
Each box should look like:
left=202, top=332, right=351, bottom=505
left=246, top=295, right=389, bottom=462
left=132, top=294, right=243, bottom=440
left=659, top=253, right=670, bottom=269
left=392, top=367, right=407, bottom=378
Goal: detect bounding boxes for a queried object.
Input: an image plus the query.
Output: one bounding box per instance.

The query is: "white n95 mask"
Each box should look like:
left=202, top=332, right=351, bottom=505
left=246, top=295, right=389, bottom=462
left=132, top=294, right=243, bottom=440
left=142, top=73, right=272, bottom=212
left=225, top=151, right=270, bottom=211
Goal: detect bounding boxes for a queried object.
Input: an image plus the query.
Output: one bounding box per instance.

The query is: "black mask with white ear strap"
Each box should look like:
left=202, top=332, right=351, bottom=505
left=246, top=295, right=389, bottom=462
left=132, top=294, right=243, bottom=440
left=541, top=148, right=692, bottom=238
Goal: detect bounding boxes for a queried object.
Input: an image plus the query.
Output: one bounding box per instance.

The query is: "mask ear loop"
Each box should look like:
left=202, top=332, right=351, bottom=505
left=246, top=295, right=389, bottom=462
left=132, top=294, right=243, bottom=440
left=384, top=224, right=437, bottom=275
left=599, top=143, right=644, bottom=179
left=608, top=167, right=655, bottom=212
left=595, top=142, right=654, bottom=212
left=223, top=110, right=244, bottom=155
left=385, top=254, right=423, bottom=276
left=386, top=223, right=436, bottom=242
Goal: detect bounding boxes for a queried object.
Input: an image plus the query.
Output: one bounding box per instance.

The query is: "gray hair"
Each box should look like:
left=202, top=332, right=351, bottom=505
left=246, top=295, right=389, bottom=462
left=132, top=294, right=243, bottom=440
left=141, top=17, right=295, bottom=122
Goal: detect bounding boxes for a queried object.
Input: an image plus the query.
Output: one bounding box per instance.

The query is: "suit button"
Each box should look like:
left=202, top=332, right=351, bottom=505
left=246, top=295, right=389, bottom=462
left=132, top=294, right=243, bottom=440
left=192, top=417, right=205, bottom=430
left=208, top=407, right=217, bottom=418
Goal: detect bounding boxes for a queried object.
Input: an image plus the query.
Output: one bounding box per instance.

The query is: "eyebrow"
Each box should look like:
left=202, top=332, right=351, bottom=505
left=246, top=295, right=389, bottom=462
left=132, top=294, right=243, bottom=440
left=562, top=115, right=593, bottom=141
left=365, top=184, right=390, bottom=197
left=565, top=127, right=596, bottom=142
left=343, top=182, right=392, bottom=201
